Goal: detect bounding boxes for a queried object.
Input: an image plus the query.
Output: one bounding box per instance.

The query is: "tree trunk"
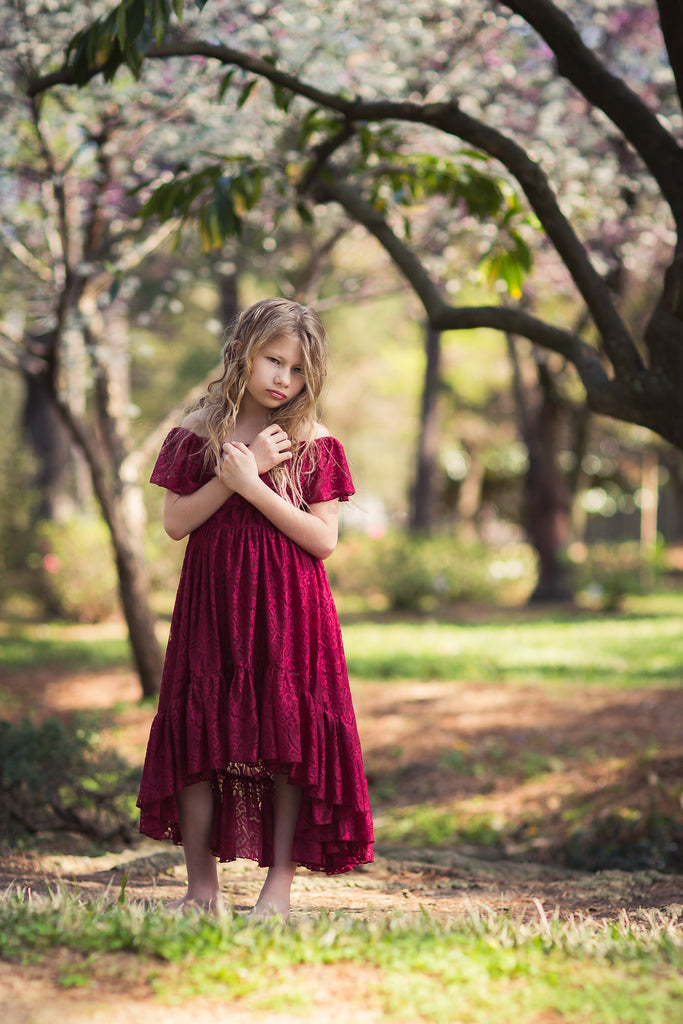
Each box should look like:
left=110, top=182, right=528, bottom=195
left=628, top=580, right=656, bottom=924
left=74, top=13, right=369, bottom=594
left=70, top=409, right=164, bottom=697
left=456, top=448, right=484, bottom=540
left=218, top=264, right=240, bottom=324
left=38, top=315, right=164, bottom=698
left=410, top=324, right=442, bottom=533
left=106, top=493, right=164, bottom=698
left=524, top=359, right=572, bottom=602
left=507, top=336, right=572, bottom=602
left=22, top=337, right=73, bottom=522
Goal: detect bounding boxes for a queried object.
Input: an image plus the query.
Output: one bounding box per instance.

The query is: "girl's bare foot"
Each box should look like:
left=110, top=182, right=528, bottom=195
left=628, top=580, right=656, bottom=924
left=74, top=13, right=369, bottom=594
left=166, top=893, right=226, bottom=916
left=249, top=866, right=295, bottom=920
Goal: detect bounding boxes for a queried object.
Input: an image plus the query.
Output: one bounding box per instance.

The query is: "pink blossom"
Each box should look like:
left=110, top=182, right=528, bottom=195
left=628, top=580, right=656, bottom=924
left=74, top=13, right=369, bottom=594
left=42, top=553, right=61, bottom=574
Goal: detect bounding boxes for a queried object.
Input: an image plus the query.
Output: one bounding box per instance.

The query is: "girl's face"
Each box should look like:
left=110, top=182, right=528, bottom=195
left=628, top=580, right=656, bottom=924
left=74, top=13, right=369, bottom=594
left=242, top=333, right=306, bottom=415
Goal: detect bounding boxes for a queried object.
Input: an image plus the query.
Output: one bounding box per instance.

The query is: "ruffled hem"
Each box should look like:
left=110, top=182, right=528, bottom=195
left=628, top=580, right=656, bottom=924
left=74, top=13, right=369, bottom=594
left=137, top=666, right=374, bottom=875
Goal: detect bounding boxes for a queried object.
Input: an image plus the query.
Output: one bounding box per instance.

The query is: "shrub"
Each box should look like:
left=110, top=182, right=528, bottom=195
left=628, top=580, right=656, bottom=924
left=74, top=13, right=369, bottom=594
left=376, top=533, right=494, bottom=610
left=330, top=532, right=536, bottom=611
left=561, top=807, right=683, bottom=872
left=0, top=452, right=39, bottom=609
left=0, top=717, right=139, bottom=846
left=32, top=517, right=119, bottom=623
left=570, top=541, right=661, bottom=611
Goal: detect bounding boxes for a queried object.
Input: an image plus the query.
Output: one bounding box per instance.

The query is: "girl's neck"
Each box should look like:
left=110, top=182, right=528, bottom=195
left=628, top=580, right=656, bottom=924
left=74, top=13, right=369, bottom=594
left=232, top=408, right=270, bottom=444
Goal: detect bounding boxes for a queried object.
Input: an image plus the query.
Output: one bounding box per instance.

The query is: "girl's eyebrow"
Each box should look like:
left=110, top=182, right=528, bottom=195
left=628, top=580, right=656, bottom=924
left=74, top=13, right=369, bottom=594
left=263, top=346, right=300, bottom=364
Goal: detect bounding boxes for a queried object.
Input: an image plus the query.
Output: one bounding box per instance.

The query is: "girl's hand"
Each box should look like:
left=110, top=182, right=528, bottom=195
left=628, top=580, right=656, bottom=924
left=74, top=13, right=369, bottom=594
left=226, top=424, right=292, bottom=475
left=215, top=442, right=261, bottom=498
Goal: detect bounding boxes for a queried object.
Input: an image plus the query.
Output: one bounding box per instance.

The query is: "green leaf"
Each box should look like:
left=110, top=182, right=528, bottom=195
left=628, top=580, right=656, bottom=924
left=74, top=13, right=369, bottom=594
left=127, top=0, right=147, bottom=42
left=237, top=79, right=258, bottom=108
left=511, top=231, right=532, bottom=272
left=218, top=69, right=236, bottom=100
left=481, top=246, right=528, bottom=300
left=298, top=108, right=333, bottom=147
left=108, top=276, right=121, bottom=303
left=211, top=183, right=232, bottom=238
left=199, top=204, right=228, bottom=250
left=199, top=212, right=212, bottom=252
left=296, top=201, right=314, bottom=225
left=64, top=0, right=177, bottom=84
left=358, top=124, right=374, bottom=161
left=116, top=2, right=127, bottom=49
left=121, top=40, right=143, bottom=81
left=272, top=82, right=294, bottom=112
left=152, top=0, right=170, bottom=44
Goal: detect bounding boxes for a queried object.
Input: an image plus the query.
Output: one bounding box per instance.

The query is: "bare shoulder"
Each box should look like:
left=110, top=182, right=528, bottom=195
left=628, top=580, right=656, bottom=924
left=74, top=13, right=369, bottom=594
left=313, top=422, right=331, bottom=439
left=180, top=408, right=209, bottom=437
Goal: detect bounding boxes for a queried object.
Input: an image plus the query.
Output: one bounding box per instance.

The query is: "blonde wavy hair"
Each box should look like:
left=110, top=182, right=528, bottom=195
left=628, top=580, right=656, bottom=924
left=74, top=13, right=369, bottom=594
left=193, top=297, right=329, bottom=506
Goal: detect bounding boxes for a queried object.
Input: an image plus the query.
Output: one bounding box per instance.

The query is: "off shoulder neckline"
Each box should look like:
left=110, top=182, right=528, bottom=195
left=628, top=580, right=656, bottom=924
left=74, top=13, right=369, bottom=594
left=171, top=426, right=337, bottom=446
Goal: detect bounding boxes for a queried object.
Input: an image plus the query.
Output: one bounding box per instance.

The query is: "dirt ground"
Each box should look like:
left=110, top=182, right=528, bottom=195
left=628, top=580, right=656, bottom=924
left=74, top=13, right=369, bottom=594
left=1, top=663, right=682, bottom=1023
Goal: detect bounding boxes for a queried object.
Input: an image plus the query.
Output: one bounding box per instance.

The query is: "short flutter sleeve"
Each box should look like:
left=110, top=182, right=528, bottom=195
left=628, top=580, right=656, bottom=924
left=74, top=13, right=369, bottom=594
left=302, top=436, right=355, bottom=505
left=149, top=428, right=213, bottom=495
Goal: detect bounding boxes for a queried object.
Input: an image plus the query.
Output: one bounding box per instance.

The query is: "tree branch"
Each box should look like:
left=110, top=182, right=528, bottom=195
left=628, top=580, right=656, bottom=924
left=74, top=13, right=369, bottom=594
left=499, top=0, right=683, bottom=224
left=27, top=34, right=648, bottom=379
left=433, top=305, right=609, bottom=393
left=309, top=173, right=445, bottom=317
left=312, top=172, right=609, bottom=396
left=0, top=331, right=47, bottom=374
left=149, top=43, right=645, bottom=380
left=0, top=224, right=53, bottom=282
left=656, top=0, right=683, bottom=117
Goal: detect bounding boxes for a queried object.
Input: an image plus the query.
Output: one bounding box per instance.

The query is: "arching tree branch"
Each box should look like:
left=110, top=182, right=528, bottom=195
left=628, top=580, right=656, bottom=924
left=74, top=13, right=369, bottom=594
left=311, top=171, right=609, bottom=397
left=656, top=0, right=683, bottom=119
left=27, top=33, right=646, bottom=380
left=499, top=0, right=683, bottom=224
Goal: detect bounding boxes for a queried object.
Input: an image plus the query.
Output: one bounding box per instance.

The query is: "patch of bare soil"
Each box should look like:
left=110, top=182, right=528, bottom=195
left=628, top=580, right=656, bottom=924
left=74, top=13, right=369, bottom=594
left=1, top=664, right=682, bottom=1023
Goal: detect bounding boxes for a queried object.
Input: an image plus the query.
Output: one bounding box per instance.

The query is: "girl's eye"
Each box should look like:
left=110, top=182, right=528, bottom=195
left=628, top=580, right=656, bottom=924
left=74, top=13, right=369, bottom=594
left=267, top=356, right=279, bottom=364
left=293, top=367, right=304, bottom=375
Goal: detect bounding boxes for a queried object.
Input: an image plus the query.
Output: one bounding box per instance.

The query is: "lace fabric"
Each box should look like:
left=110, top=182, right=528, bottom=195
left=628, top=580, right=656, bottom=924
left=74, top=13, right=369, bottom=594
left=137, top=428, right=374, bottom=874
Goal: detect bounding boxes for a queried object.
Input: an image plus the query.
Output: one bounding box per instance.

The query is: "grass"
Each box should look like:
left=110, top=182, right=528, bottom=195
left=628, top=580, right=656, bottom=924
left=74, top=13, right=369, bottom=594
left=341, top=591, right=683, bottom=686
left=2, top=590, right=683, bottom=687
left=1, top=589, right=681, bottom=869
left=1, top=592, right=682, bottom=1017
left=0, top=623, right=130, bottom=674
left=374, top=802, right=502, bottom=848
left=0, top=887, right=681, bottom=1023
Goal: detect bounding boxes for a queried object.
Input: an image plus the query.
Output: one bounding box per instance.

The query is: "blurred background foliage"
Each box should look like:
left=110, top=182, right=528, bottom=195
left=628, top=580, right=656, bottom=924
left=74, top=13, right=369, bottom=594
left=1, top=0, right=682, bottom=626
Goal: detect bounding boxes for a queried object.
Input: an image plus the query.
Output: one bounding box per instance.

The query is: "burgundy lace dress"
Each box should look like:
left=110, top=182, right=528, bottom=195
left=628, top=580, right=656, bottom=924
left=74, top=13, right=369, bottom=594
left=137, top=427, right=374, bottom=874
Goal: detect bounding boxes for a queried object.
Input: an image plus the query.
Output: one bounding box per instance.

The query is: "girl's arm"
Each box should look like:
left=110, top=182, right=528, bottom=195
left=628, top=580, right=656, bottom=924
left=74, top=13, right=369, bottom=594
left=163, top=422, right=294, bottom=541
left=217, top=442, right=340, bottom=559
left=163, top=477, right=232, bottom=541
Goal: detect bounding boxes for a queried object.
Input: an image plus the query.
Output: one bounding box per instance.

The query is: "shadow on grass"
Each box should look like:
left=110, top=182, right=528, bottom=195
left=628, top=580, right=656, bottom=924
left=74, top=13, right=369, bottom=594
left=365, top=679, right=683, bottom=873
left=0, top=633, right=131, bottom=675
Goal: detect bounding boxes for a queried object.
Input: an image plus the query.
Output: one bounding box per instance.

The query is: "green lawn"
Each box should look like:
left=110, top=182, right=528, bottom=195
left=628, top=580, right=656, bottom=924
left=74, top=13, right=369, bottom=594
left=0, top=890, right=681, bottom=1024
left=1, top=593, right=682, bottom=1019
left=341, top=592, right=683, bottom=686
left=2, top=590, right=682, bottom=688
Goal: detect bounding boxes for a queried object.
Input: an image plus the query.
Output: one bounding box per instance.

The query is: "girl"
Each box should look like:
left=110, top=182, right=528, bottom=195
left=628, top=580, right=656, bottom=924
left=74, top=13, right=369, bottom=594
left=137, top=297, right=374, bottom=917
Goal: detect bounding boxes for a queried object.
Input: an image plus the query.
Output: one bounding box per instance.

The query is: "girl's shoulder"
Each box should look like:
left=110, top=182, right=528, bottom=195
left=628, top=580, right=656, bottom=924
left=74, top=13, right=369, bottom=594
left=292, top=422, right=333, bottom=445
left=179, top=408, right=210, bottom=438
left=299, top=427, right=354, bottom=503
left=151, top=416, right=213, bottom=493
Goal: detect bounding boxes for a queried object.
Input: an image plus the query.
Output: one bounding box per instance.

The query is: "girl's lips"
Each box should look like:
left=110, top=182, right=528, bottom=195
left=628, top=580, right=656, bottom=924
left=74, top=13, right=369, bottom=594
left=268, top=389, right=286, bottom=399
